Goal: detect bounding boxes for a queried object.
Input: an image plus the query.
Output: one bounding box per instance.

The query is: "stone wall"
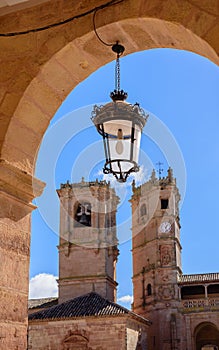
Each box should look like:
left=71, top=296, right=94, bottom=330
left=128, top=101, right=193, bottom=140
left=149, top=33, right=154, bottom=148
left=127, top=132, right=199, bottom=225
left=0, top=160, right=44, bottom=349
left=28, top=317, right=127, bottom=350
left=28, top=315, right=150, bottom=349
left=184, top=311, right=219, bottom=350
left=0, top=216, right=30, bottom=350
left=126, top=319, right=148, bottom=350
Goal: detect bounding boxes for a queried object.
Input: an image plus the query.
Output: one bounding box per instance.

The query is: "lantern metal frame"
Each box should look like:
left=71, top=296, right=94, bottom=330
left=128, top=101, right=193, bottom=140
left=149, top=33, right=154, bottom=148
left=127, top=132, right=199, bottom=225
left=91, top=101, right=148, bottom=182
left=91, top=42, right=148, bottom=183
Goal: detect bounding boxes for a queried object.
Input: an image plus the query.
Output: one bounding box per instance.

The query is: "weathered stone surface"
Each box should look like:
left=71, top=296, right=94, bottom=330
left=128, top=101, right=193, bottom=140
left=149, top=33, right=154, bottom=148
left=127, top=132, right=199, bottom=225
left=131, top=171, right=219, bottom=349
left=0, top=160, right=45, bottom=349
left=28, top=316, right=148, bottom=350
left=0, top=160, right=45, bottom=204
left=57, top=180, right=119, bottom=303
left=0, top=215, right=30, bottom=349
left=0, top=322, right=27, bottom=350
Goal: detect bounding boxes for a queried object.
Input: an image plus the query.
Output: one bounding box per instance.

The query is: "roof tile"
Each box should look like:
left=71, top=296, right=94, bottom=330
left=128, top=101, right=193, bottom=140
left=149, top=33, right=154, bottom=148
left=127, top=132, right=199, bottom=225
left=28, top=292, right=150, bottom=325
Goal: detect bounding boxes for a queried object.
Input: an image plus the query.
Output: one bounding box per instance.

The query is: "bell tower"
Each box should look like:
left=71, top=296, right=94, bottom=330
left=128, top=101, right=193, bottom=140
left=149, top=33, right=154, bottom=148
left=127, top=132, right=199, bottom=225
left=131, top=168, right=182, bottom=349
left=57, top=178, right=119, bottom=303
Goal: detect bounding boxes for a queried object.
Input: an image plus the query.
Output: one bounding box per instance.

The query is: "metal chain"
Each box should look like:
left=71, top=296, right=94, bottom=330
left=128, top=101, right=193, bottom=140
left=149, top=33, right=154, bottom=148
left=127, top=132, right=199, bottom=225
left=115, top=54, right=120, bottom=91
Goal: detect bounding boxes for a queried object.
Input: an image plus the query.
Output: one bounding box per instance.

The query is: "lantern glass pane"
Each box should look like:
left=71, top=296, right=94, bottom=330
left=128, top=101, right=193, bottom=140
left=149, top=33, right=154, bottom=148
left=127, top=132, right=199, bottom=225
left=108, top=138, right=130, bottom=162
left=132, top=126, right=141, bottom=163
left=103, top=119, right=132, bottom=137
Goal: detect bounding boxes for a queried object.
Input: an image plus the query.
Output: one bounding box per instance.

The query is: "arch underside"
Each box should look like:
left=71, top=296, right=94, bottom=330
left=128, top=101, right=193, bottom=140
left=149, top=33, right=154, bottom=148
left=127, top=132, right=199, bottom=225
left=0, top=0, right=219, bottom=176
left=195, top=323, right=219, bottom=350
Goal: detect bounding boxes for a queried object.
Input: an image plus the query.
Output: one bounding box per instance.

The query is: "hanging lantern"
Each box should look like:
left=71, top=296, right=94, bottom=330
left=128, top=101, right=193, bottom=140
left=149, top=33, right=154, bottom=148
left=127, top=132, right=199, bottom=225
left=91, top=43, right=148, bottom=183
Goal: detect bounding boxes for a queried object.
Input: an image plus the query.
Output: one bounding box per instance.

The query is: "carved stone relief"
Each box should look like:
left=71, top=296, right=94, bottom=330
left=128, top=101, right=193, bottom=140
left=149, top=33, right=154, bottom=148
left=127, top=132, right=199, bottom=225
left=158, top=285, right=175, bottom=300
left=62, top=330, right=90, bottom=350
left=160, top=245, right=172, bottom=266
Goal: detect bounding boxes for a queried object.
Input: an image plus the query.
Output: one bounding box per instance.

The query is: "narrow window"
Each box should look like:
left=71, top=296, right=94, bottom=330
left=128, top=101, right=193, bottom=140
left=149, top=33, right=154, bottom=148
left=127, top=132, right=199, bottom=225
left=140, top=204, right=147, bottom=217
left=161, top=199, right=168, bottom=209
left=147, top=283, right=152, bottom=296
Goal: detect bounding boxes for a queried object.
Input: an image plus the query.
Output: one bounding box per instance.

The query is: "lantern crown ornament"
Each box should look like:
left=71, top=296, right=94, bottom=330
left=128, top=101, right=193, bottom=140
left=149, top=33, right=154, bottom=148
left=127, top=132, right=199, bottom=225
left=91, top=42, right=148, bottom=183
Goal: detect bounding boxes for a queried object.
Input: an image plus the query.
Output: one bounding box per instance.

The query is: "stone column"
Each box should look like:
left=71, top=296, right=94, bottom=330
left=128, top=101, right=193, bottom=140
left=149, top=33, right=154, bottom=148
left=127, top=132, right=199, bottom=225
left=0, top=160, right=45, bottom=350
left=204, top=284, right=208, bottom=299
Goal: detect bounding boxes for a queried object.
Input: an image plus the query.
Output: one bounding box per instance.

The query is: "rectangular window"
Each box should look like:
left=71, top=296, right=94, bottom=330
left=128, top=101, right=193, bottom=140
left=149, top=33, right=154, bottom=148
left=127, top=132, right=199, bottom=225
left=161, top=199, right=168, bottom=209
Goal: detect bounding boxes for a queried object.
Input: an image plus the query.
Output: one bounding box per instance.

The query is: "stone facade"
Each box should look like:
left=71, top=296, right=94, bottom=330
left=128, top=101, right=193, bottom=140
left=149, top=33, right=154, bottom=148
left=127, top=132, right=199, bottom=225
left=131, top=169, right=219, bottom=350
left=28, top=173, right=219, bottom=349
left=28, top=180, right=150, bottom=349
left=28, top=316, right=148, bottom=350
left=57, top=179, right=119, bottom=303
left=28, top=292, right=150, bottom=350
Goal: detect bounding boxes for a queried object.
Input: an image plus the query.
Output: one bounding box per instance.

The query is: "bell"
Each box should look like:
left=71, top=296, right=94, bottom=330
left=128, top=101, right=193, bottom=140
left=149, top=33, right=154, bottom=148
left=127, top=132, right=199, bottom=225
left=77, top=204, right=91, bottom=226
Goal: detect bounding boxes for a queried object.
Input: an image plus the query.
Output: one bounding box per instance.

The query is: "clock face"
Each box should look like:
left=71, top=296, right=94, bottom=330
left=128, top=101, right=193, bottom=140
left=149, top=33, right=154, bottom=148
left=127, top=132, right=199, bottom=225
left=159, top=221, right=171, bottom=233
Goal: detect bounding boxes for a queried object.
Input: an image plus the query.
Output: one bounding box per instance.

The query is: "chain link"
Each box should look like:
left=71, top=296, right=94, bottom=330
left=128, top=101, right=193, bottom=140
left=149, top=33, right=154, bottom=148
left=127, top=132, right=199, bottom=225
left=115, top=54, right=120, bottom=91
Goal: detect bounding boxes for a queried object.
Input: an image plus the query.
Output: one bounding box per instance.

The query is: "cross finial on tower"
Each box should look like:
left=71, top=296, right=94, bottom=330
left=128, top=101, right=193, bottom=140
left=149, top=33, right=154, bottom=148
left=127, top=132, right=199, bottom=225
left=156, top=162, right=163, bottom=179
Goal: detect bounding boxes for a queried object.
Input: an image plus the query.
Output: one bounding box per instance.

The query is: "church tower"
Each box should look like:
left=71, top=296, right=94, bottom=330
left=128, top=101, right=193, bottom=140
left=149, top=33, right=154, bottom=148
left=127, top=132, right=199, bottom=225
left=57, top=178, right=119, bottom=303
left=131, top=168, right=182, bottom=349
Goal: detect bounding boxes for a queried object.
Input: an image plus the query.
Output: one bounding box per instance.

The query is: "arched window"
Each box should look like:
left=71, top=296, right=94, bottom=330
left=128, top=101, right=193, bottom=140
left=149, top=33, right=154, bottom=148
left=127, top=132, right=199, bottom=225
left=147, top=283, right=152, bottom=296
left=140, top=204, right=147, bottom=217
left=74, top=202, right=91, bottom=227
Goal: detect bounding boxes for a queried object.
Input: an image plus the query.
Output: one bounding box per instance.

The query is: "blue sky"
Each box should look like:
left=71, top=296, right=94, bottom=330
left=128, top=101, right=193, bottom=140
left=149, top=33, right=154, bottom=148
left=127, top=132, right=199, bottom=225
left=30, top=48, right=219, bottom=307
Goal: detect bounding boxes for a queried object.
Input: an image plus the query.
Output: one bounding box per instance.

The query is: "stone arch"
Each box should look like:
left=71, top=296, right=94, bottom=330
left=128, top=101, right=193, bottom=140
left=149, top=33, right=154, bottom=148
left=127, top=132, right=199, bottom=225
left=1, top=14, right=219, bottom=176
left=74, top=201, right=91, bottom=227
left=63, top=332, right=89, bottom=350
left=195, top=322, right=219, bottom=350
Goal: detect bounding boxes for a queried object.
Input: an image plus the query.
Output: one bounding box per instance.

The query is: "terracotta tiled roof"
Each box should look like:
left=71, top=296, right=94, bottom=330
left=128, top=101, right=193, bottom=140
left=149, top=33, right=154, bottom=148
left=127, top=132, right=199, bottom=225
left=28, top=292, right=150, bottom=325
left=28, top=297, right=58, bottom=310
left=178, top=273, right=219, bottom=284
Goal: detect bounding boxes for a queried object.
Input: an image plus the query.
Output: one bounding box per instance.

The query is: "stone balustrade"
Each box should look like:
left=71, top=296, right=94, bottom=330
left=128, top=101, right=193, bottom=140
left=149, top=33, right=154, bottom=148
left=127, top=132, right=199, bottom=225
left=181, top=298, right=219, bottom=311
